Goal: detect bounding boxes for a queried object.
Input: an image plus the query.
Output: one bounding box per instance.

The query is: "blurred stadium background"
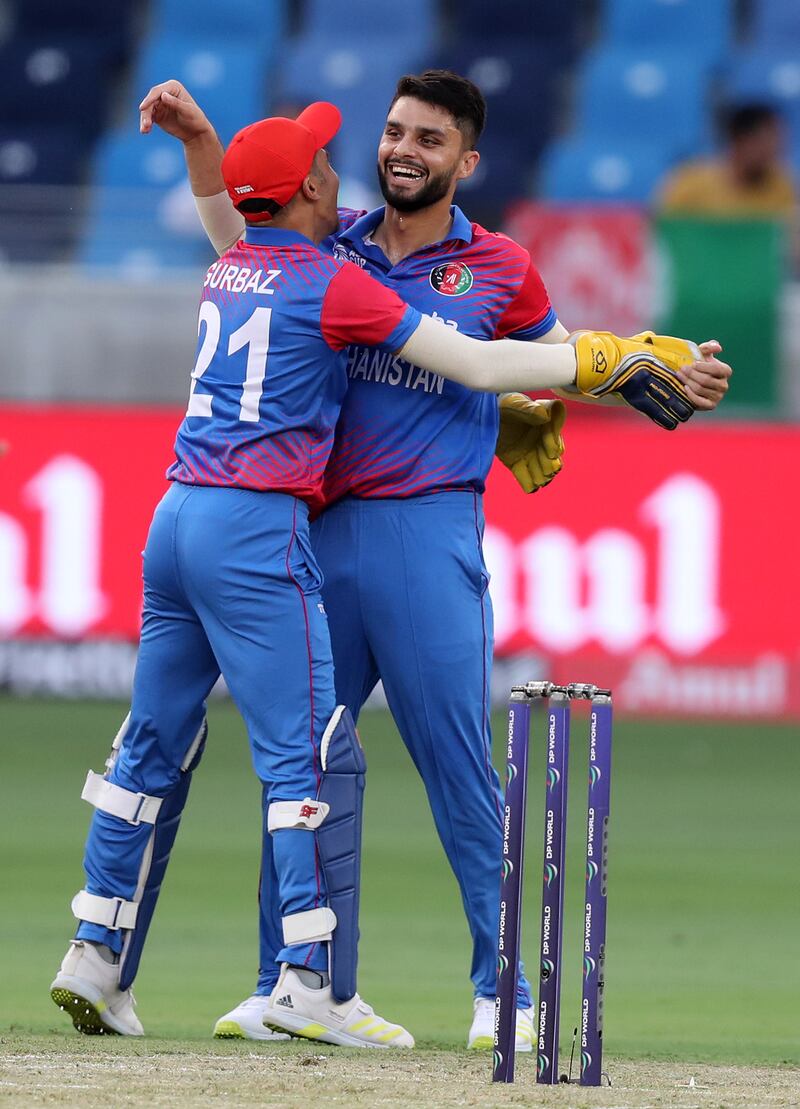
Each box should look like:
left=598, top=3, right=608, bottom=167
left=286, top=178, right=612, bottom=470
left=1, top=0, right=799, bottom=1064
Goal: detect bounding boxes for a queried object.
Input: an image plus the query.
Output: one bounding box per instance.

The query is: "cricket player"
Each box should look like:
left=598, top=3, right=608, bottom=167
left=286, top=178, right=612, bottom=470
left=138, top=72, right=731, bottom=1051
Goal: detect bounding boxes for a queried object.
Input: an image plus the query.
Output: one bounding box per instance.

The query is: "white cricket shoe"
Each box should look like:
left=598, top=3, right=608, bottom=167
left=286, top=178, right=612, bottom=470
left=467, top=997, right=534, bottom=1053
left=262, top=964, right=414, bottom=1048
left=213, top=995, right=291, bottom=1041
left=50, top=941, right=143, bottom=1036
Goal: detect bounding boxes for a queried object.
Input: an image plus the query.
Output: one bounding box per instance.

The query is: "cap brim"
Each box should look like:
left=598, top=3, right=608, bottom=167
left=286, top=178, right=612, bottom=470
left=296, top=101, right=342, bottom=151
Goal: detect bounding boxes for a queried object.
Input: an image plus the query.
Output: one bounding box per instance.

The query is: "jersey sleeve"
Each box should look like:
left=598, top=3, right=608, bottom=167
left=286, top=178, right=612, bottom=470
left=494, top=256, right=557, bottom=341
left=321, top=262, right=422, bottom=352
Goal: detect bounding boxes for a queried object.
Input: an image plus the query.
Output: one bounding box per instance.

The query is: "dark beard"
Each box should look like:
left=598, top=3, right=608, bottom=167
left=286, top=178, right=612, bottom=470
left=377, top=162, right=454, bottom=212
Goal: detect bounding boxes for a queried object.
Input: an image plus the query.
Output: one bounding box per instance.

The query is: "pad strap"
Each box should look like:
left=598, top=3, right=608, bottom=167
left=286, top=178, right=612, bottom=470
left=282, top=907, right=337, bottom=946
left=268, top=798, right=329, bottom=832
left=104, top=712, right=131, bottom=773
left=81, top=770, right=163, bottom=826
left=180, top=720, right=207, bottom=772
left=72, top=889, right=139, bottom=930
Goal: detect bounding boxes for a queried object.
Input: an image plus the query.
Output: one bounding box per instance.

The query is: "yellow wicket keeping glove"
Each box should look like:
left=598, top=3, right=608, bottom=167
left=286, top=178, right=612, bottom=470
left=495, top=394, right=566, bottom=494
left=569, top=330, right=700, bottom=430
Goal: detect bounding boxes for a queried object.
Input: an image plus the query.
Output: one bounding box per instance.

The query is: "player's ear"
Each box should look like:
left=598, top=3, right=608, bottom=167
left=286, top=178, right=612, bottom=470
left=301, top=173, right=321, bottom=202
left=457, top=149, right=480, bottom=183
left=301, top=151, right=328, bottom=201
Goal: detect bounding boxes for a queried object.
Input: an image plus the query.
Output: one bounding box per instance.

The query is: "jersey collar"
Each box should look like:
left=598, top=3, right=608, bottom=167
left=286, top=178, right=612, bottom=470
left=244, top=225, right=316, bottom=248
left=338, top=204, right=474, bottom=255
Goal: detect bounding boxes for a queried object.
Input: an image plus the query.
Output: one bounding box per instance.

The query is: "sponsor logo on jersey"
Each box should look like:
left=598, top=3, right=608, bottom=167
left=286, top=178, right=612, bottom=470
left=430, top=261, right=473, bottom=297
left=333, top=243, right=367, bottom=268
left=234, top=185, right=254, bottom=195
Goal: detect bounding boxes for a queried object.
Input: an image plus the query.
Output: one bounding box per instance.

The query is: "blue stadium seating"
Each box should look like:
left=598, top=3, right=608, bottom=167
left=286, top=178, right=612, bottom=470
left=0, top=127, right=87, bottom=260
left=13, top=0, right=139, bottom=62
left=81, top=128, right=217, bottom=270
left=132, top=38, right=269, bottom=144
left=303, top=0, right=437, bottom=40
left=0, top=37, right=113, bottom=139
left=431, top=40, right=559, bottom=155
left=750, top=0, right=800, bottom=47
left=538, top=137, right=674, bottom=202
left=453, top=0, right=580, bottom=48
left=604, top=0, right=731, bottom=63
left=80, top=208, right=214, bottom=271
left=0, top=126, right=86, bottom=185
left=91, top=130, right=189, bottom=191
left=574, top=49, right=712, bottom=160
left=151, top=0, right=285, bottom=51
left=454, top=130, right=533, bottom=226
left=280, top=37, right=426, bottom=185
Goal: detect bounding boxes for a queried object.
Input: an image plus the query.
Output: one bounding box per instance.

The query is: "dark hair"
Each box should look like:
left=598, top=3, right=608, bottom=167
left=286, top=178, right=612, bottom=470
left=236, top=197, right=283, bottom=217
left=723, top=102, right=781, bottom=141
left=390, top=69, right=487, bottom=148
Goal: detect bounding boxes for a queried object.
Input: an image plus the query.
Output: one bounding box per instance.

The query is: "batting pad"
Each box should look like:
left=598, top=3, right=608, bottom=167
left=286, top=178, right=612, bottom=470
left=109, top=718, right=207, bottom=990
left=317, top=705, right=366, bottom=1002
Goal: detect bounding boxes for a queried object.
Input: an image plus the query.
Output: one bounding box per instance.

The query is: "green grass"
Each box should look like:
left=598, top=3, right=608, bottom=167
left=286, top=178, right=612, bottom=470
left=1, top=697, right=798, bottom=1064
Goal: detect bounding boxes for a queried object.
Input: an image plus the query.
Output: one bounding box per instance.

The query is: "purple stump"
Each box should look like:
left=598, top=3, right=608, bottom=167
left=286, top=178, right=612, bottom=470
left=579, top=694, right=613, bottom=1086
left=536, top=687, right=570, bottom=1085
left=492, top=689, right=531, bottom=1083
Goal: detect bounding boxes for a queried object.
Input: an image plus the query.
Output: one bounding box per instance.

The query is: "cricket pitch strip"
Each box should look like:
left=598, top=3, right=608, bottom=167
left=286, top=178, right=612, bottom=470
left=1, top=1035, right=798, bottom=1108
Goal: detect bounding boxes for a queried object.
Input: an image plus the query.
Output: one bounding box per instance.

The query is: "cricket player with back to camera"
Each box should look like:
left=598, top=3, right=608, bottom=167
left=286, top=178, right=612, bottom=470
left=138, top=71, right=731, bottom=1050
left=49, top=99, right=704, bottom=1047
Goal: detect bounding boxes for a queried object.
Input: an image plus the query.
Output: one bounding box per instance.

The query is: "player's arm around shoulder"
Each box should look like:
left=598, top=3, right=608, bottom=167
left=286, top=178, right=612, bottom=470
left=323, top=256, right=731, bottom=428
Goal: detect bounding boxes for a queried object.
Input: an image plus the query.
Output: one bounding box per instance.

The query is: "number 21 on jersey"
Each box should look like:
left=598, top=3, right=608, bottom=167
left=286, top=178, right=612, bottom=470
left=186, top=301, right=272, bottom=423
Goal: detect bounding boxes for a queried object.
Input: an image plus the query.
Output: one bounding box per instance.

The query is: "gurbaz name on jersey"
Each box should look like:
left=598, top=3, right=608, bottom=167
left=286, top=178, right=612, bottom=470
left=203, top=261, right=282, bottom=295
left=347, top=344, right=446, bottom=395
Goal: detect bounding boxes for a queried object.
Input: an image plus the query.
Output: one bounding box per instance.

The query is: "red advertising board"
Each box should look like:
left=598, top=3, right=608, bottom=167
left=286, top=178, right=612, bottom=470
left=1, top=405, right=798, bottom=716
left=503, top=202, right=659, bottom=335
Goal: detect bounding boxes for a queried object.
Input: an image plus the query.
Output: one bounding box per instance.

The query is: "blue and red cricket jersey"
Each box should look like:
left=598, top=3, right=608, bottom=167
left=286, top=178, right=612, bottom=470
left=169, top=224, right=421, bottom=502
left=319, top=205, right=556, bottom=504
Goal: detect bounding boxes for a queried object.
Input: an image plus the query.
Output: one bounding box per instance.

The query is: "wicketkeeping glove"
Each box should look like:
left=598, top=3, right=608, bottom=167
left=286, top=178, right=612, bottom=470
left=569, top=330, right=700, bottom=430
left=495, top=394, right=566, bottom=494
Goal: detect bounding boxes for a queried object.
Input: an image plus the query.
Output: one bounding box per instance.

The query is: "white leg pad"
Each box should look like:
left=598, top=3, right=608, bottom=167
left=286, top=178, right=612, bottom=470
left=72, top=889, right=139, bottom=931
left=268, top=799, right=329, bottom=832
left=282, top=907, right=337, bottom=946
left=81, top=771, right=163, bottom=826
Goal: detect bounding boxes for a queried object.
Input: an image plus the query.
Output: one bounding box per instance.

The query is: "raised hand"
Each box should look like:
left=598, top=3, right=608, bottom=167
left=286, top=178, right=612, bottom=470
left=139, top=80, right=215, bottom=143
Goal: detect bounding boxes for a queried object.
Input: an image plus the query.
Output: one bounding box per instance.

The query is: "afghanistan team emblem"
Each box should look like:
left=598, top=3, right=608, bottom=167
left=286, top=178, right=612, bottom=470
left=429, top=261, right=474, bottom=296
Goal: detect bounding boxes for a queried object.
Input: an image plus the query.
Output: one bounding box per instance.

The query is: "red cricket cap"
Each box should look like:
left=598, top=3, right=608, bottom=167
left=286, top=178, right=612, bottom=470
left=221, top=101, right=342, bottom=220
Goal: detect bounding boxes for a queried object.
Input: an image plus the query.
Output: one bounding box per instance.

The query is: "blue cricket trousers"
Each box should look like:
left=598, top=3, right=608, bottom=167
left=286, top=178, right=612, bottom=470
left=257, top=490, right=532, bottom=1007
left=77, top=482, right=335, bottom=976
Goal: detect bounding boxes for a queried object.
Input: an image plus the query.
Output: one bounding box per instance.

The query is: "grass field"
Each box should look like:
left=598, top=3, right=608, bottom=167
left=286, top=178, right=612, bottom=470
left=1, top=697, right=799, bottom=1104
